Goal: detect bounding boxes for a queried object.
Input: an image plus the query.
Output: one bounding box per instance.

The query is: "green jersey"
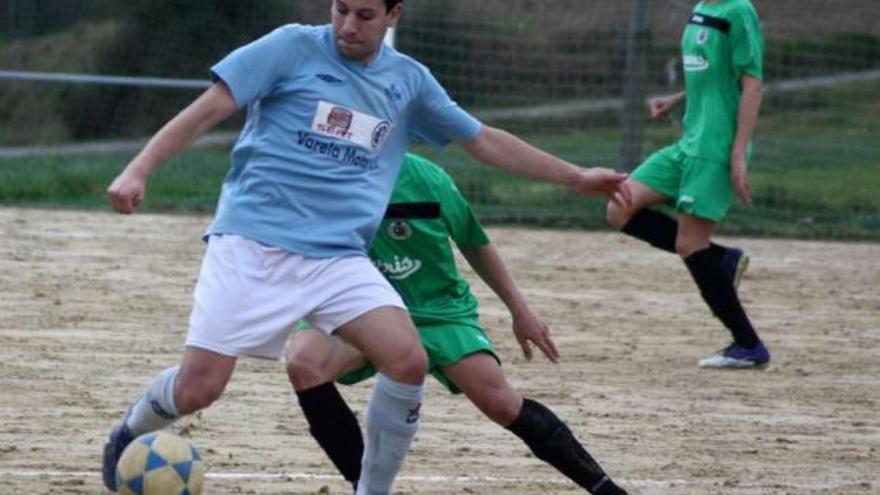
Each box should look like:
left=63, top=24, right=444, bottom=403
left=370, top=154, right=490, bottom=326
left=679, top=0, right=764, bottom=163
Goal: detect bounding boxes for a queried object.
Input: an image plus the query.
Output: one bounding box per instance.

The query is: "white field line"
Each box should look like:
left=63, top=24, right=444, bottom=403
left=0, top=469, right=681, bottom=487
left=0, top=469, right=870, bottom=490
left=1, top=69, right=878, bottom=160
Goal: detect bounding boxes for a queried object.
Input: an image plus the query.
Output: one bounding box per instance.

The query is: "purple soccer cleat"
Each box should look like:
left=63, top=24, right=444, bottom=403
left=699, top=342, right=771, bottom=369
left=101, top=422, right=134, bottom=491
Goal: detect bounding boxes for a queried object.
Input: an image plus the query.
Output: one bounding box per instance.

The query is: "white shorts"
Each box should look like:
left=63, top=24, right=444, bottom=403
left=186, top=235, right=405, bottom=360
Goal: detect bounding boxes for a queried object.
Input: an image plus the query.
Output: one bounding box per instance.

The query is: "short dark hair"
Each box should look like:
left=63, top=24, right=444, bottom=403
left=386, top=0, right=402, bottom=12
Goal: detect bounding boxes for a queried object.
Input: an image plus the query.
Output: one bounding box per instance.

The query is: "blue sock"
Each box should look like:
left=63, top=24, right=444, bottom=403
left=356, top=374, right=424, bottom=495
left=124, top=365, right=180, bottom=436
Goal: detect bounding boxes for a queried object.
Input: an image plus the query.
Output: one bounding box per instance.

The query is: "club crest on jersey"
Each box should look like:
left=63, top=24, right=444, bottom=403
left=372, top=121, right=392, bottom=150
left=312, top=101, right=395, bottom=150
left=696, top=28, right=709, bottom=45
left=388, top=220, right=413, bottom=240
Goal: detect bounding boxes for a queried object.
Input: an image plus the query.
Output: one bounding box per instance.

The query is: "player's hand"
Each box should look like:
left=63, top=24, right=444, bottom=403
left=512, top=307, right=559, bottom=363
left=107, top=168, right=147, bottom=214
left=573, top=168, right=632, bottom=208
left=648, top=95, right=676, bottom=119
left=730, top=155, right=752, bottom=205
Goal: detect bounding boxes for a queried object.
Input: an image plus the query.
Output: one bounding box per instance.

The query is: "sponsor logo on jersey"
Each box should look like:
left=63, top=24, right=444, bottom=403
left=388, top=220, right=413, bottom=240
left=316, top=73, right=345, bottom=84
left=327, top=106, right=353, bottom=131
left=374, top=255, right=422, bottom=280
left=312, top=100, right=394, bottom=151
left=683, top=54, right=710, bottom=71
left=679, top=194, right=695, bottom=204
left=296, top=132, right=379, bottom=171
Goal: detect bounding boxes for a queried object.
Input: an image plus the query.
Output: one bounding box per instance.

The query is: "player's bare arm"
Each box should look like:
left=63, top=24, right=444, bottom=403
left=459, top=243, right=560, bottom=363
left=730, top=75, right=763, bottom=205
left=107, top=82, right=238, bottom=214
left=461, top=125, right=631, bottom=206
left=648, top=90, right=686, bottom=119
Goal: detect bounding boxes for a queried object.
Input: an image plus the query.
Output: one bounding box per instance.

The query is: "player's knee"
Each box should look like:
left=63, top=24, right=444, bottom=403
left=286, top=351, right=331, bottom=391
left=475, top=387, right=521, bottom=426
left=382, top=346, right=428, bottom=385
left=606, top=201, right=630, bottom=230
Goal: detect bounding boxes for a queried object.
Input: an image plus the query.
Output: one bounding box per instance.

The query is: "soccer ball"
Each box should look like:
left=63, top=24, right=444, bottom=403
left=115, top=431, right=205, bottom=495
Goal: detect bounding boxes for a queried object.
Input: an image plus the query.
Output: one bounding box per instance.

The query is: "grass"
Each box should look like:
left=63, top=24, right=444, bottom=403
left=1, top=79, right=878, bottom=240
left=0, top=149, right=230, bottom=211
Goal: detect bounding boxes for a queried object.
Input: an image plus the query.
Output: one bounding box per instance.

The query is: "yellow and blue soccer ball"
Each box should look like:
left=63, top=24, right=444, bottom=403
left=115, top=431, right=205, bottom=495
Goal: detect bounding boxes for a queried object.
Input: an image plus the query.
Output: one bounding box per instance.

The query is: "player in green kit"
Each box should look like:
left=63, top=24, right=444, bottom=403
left=606, top=0, right=770, bottom=369
left=287, top=153, right=628, bottom=495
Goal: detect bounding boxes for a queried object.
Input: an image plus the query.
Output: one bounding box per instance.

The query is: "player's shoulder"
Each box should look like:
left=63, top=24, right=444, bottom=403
left=382, top=46, right=435, bottom=84
left=401, top=153, right=454, bottom=187
left=270, top=23, right=329, bottom=47
left=725, top=0, right=760, bottom=19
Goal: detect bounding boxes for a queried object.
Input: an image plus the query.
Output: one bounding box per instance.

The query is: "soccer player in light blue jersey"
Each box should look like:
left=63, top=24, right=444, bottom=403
left=102, top=1, right=631, bottom=494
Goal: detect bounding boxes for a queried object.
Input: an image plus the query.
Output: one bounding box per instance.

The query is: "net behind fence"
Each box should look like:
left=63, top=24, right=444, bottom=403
left=1, top=0, right=878, bottom=237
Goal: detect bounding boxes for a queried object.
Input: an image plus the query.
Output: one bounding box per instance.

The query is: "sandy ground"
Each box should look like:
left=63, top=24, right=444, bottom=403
left=0, top=207, right=878, bottom=495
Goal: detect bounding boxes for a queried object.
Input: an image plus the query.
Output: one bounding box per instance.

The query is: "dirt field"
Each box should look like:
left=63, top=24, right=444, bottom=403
left=0, top=207, right=878, bottom=495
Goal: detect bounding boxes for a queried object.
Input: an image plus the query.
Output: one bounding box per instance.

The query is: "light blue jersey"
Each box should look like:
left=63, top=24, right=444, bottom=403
left=207, top=24, right=482, bottom=257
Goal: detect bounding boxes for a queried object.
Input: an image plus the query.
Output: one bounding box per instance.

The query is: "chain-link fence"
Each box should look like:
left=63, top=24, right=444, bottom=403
left=1, top=0, right=878, bottom=237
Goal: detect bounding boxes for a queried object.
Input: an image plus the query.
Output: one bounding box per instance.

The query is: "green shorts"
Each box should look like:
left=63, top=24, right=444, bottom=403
left=338, top=318, right=499, bottom=394
left=631, top=143, right=734, bottom=222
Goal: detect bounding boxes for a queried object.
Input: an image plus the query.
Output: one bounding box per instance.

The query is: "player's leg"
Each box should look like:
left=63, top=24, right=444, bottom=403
left=103, top=234, right=310, bottom=490
left=334, top=308, right=428, bottom=495
left=677, top=213, right=769, bottom=368
left=606, top=177, right=672, bottom=237
left=286, top=329, right=368, bottom=489
left=296, top=253, right=427, bottom=495
left=606, top=145, right=680, bottom=239
left=102, top=347, right=236, bottom=490
left=607, top=146, right=748, bottom=285
left=442, top=353, right=627, bottom=495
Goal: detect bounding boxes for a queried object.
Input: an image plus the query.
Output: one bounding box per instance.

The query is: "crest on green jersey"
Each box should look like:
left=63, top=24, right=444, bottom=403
left=696, top=28, right=708, bottom=45
left=388, top=220, right=413, bottom=240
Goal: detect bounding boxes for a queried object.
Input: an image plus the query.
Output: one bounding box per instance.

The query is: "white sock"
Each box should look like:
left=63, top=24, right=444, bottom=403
left=356, top=374, right=425, bottom=495
left=124, top=366, right=180, bottom=436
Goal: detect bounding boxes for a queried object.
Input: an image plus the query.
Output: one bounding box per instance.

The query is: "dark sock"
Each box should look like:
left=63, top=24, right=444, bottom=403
left=684, top=248, right=761, bottom=348
left=296, top=383, right=363, bottom=488
left=621, top=209, right=677, bottom=253
left=621, top=209, right=730, bottom=262
left=506, top=399, right=627, bottom=495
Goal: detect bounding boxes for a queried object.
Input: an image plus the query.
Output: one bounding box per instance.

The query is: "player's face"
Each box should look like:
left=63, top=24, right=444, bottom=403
left=332, top=0, right=402, bottom=63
